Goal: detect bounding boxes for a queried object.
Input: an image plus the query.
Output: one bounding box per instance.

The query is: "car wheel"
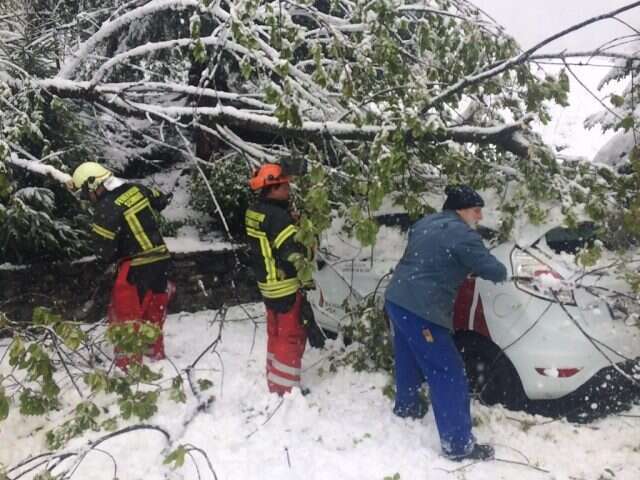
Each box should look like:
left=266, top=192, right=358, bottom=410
left=454, top=332, right=527, bottom=411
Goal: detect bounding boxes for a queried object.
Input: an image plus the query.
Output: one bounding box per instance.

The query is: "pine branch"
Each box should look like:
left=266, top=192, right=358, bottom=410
left=57, top=0, right=201, bottom=80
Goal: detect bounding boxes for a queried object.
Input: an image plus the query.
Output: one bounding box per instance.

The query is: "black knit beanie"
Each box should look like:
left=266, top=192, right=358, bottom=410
left=442, top=184, right=484, bottom=211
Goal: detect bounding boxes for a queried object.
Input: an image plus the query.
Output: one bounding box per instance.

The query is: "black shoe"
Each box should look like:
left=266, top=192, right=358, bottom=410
left=393, top=402, right=429, bottom=420
left=447, top=443, right=494, bottom=462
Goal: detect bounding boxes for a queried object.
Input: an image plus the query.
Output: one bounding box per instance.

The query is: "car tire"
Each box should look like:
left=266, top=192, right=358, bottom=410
left=454, top=332, right=528, bottom=411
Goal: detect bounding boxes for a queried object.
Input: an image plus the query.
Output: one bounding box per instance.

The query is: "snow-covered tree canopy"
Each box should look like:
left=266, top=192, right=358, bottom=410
left=1, top=0, right=640, bottom=260
left=587, top=38, right=640, bottom=168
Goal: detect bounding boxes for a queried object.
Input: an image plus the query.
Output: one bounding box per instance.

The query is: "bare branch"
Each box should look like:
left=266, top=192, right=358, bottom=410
left=421, top=1, right=640, bottom=113
left=530, top=51, right=640, bottom=63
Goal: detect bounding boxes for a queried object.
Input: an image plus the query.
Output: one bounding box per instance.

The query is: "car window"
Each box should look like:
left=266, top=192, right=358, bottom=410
left=544, top=222, right=598, bottom=254
left=375, top=213, right=413, bottom=231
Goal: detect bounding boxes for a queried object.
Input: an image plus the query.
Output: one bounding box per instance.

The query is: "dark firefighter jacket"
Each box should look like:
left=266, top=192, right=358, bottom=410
left=245, top=198, right=309, bottom=312
left=91, top=183, right=171, bottom=296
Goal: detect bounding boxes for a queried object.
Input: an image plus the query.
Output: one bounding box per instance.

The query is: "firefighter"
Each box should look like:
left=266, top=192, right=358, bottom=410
left=245, top=163, right=314, bottom=395
left=71, top=162, right=175, bottom=370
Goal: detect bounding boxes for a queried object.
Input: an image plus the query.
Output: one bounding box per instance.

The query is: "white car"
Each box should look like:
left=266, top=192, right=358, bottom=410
left=307, top=214, right=640, bottom=421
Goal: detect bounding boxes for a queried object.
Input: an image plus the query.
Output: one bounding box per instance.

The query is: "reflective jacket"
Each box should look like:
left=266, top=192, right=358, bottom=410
left=245, top=198, right=308, bottom=312
left=91, top=182, right=171, bottom=295
left=385, top=210, right=507, bottom=330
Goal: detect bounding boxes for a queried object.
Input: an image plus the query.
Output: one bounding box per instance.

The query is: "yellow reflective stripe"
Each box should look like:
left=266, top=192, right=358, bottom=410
left=273, top=225, right=297, bottom=249
left=124, top=198, right=153, bottom=251
left=129, top=245, right=169, bottom=266
left=144, top=245, right=168, bottom=255
left=258, top=278, right=300, bottom=298
left=245, top=210, right=265, bottom=229
left=115, top=186, right=143, bottom=207
left=130, top=252, right=170, bottom=266
left=259, top=287, right=300, bottom=299
left=246, top=210, right=265, bottom=222
left=246, top=227, right=277, bottom=281
left=129, top=244, right=168, bottom=259
left=258, top=278, right=299, bottom=290
left=92, top=223, right=116, bottom=240
left=246, top=227, right=266, bottom=237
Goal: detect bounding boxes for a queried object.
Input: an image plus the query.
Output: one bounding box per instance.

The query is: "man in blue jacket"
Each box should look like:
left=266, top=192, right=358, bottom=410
left=384, top=185, right=507, bottom=462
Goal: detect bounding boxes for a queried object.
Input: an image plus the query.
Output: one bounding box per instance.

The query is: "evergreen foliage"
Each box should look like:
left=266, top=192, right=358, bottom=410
left=188, top=154, right=253, bottom=237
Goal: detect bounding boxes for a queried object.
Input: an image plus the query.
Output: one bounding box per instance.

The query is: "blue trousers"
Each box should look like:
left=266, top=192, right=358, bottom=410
left=385, top=300, right=473, bottom=456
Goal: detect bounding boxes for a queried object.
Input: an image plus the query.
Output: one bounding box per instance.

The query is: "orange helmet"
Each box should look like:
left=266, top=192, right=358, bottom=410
left=249, top=163, right=291, bottom=191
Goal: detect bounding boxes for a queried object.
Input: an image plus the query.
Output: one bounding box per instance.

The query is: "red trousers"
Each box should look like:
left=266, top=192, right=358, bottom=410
left=108, top=260, right=174, bottom=370
left=266, top=292, right=307, bottom=395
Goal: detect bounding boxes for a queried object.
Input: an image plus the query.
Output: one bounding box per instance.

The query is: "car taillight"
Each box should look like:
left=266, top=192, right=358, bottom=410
left=511, top=248, right=576, bottom=305
left=535, top=367, right=582, bottom=378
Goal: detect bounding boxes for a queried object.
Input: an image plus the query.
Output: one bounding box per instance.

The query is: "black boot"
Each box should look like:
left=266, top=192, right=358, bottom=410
left=447, top=443, right=494, bottom=462
left=393, top=401, right=428, bottom=419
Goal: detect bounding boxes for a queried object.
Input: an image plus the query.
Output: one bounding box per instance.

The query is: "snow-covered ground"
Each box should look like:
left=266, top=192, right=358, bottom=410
left=2, top=304, right=639, bottom=480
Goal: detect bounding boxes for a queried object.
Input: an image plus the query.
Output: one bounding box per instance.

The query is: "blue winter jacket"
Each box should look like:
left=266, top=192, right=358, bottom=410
left=385, top=210, right=507, bottom=330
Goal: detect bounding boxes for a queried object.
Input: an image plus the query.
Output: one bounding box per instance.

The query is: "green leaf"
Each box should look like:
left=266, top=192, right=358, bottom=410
left=610, top=94, right=624, bottom=107
left=170, top=376, right=187, bottom=403
left=139, top=323, right=161, bottom=342
left=197, top=379, right=213, bottom=391
left=118, top=391, right=159, bottom=421
left=101, top=417, right=118, bottom=431
left=618, top=116, right=635, bottom=131
left=8, top=337, right=25, bottom=367
left=127, top=364, right=162, bottom=383
left=55, top=323, right=85, bottom=351
left=0, top=386, right=9, bottom=421
left=190, top=14, right=201, bottom=38
left=240, top=58, right=253, bottom=80
left=164, top=445, right=188, bottom=469
left=19, top=389, right=58, bottom=416
left=84, top=370, right=109, bottom=393
left=191, top=39, right=207, bottom=63
left=367, top=181, right=385, bottom=211
left=354, top=217, right=379, bottom=247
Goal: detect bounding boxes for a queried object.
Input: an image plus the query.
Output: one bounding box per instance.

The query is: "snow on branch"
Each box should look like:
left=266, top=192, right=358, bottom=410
left=58, top=0, right=201, bottom=80
left=4, top=73, right=535, bottom=158
left=129, top=102, right=533, bottom=156
left=420, top=1, right=640, bottom=113
left=7, top=152, right=72, bottom=186
left=98, top=82, right=274, bottom=111
left=530, top=51, right=640, bottom=63
left=89, top=32, right=231, bottom=87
